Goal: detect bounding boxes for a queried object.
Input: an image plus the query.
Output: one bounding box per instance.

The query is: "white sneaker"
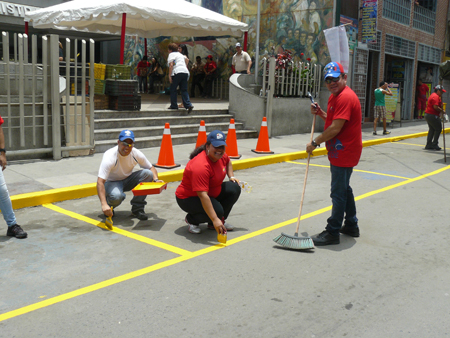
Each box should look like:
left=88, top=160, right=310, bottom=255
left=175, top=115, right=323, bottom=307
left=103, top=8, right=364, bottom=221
left=186, top=216, right=201, bottom=234
left=223, top=221, right=234, bottom=231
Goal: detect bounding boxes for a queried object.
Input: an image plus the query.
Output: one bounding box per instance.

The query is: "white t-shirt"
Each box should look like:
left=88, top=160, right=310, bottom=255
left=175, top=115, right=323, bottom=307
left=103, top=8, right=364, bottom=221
left=232, top=51, right=251, bottom=72
left=167, top=51, right=189, bottom=76
left=98, top=146, right=152, bottom=182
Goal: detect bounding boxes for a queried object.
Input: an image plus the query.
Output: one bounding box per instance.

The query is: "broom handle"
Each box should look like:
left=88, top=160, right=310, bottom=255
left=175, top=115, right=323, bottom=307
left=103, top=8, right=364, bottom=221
left=295, top=114, right=316, bottom=235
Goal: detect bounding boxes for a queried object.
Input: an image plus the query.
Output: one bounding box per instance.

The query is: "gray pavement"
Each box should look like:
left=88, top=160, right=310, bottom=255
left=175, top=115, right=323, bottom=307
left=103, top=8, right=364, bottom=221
left=1, top=119, right=450, bottom=337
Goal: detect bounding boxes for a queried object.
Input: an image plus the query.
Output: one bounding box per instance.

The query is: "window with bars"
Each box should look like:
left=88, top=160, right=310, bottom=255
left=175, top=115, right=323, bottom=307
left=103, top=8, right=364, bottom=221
left=418, top=44, right=442, bottom=64
left=385, top=35, right=416, bottom=59
left=415, top=0, right=436, bottom=11
left=367, top=31, right=382, bottom=51
left=382, top=0, right=411, bottom=25
left=413, top=5, right=436, bottom=34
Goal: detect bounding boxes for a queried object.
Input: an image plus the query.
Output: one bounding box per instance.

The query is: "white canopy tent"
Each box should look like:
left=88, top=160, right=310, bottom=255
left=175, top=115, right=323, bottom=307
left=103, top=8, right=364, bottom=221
left=24, top=0, right=248, bottom=63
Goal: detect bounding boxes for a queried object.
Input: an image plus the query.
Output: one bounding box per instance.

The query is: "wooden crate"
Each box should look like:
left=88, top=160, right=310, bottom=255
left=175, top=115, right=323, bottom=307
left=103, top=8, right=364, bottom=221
left=94, top=94, right=109, bottom=110
left=109, top=95, right=141, bottom=111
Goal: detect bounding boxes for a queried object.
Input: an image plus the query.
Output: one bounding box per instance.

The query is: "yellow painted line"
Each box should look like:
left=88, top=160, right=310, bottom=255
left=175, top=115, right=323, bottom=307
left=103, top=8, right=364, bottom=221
left=42, top=203, right=192, bottom=257
left=11, top=130, right=447, bottom=210
left=287, top=161, right=410, bottom=180
left=2, top=164, right=450, bottom=323
left=0, top=255, right=191, bottom=323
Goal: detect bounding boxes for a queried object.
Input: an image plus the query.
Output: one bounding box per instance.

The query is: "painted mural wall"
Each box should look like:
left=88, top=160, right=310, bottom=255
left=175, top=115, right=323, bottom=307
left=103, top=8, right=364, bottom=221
left=124, top=0, right=334, bottom=79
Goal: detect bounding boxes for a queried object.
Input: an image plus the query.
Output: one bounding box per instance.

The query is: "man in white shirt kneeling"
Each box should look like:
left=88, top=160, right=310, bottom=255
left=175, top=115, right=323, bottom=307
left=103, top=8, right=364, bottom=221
left=97, top=130, right=160, bottom=221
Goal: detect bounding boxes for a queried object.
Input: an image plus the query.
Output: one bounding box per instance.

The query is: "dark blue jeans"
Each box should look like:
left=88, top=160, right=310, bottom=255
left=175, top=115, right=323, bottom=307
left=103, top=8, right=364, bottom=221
left=326, top=164, right=358, bottom=235
left=170, top=73, right=192, bottom=109
left=176, top=181, right=241, bottom=225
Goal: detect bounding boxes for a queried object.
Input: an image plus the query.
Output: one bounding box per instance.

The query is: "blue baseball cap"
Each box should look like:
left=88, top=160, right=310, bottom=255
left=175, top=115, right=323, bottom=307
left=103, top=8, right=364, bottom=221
left=118, top=130, right=135, bottom=142
left=323, top=62, right=344, bottom=80
left=207, top=130, right=227, bottom=147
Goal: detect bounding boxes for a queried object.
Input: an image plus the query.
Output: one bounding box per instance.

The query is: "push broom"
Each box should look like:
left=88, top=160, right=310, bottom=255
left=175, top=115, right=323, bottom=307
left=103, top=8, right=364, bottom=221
left=273, top=93, right=317, bottom=250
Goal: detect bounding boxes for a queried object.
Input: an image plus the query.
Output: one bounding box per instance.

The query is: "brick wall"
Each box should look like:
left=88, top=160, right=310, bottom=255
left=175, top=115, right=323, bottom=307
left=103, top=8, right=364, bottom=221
left=358, top=0, right=449, bottom=120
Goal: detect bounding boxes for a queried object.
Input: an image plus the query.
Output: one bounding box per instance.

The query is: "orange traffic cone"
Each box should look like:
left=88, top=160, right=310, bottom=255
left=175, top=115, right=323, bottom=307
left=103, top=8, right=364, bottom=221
left=195, top=120, right=207, bottom=148
left=154, top=123, right=181, bottom=169
left=251, top=117, right=274, bottom=154
left=226, top=118, right=241, bottom=159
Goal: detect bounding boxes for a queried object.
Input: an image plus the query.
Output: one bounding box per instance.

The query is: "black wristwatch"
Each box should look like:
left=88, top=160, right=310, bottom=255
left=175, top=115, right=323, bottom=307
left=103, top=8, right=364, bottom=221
left=0, top=148, right=6, bottom=154
left=311, top=140, right=320, bottom=148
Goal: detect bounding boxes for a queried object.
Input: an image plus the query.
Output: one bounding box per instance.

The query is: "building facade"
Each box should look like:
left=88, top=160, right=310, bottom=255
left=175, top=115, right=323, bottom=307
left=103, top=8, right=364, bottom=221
left=354, top=0, right=448, bottom=121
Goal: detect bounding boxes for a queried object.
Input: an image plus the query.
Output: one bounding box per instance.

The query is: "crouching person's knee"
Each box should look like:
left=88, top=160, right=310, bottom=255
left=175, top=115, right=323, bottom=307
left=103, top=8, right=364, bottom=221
left=106, top=189, right=126, bottom=208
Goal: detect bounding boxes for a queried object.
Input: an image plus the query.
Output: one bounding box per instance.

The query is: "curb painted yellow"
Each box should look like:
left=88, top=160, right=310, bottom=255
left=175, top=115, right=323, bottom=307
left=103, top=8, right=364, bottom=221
left=9, top=129, right=447, bottom=210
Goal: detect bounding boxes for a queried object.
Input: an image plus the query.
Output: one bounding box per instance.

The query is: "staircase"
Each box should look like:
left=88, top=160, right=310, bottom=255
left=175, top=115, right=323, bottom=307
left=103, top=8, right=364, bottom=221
left=94, top=107, right=258, bottom=153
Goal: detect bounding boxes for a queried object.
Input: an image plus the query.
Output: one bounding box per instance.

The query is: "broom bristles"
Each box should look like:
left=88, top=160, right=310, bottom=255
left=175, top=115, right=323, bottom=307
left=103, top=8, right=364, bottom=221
left=273, top=232, right=314, bottom=250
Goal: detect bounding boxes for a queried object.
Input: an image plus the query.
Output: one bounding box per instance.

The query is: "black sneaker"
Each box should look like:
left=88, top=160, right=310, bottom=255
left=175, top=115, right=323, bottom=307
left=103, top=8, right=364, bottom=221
left=311, top=230, right=339, bottom=246
left=433, top=145, right=442, bottom=150
left=7, top=224, right=28, bottom=239
left=383, top=130, right=391, bottom=135
left=187, top=106, right=194, bottom=114
left=132, top=210, right=148, bottom=221
left=340, top=225, right=360, bottom=237
left=373, top=131, right=377, bottom=135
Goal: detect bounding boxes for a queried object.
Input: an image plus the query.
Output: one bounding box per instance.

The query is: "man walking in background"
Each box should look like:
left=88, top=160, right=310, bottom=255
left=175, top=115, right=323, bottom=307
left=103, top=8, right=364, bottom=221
left=306, top=62, right=362, bottom=246
left=232, top=42, right=252, bottom=74
left=373, top=81, right=393, bottom=135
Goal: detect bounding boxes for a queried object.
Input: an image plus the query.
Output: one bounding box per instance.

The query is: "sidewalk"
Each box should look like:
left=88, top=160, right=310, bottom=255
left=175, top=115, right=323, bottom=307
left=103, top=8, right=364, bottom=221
left=5, top=119, right=434, bottom=208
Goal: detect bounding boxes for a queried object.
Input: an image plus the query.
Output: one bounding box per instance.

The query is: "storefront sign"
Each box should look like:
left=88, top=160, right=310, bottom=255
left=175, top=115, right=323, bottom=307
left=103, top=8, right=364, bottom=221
left=340, top=15, right=358, bottom=55
left=362, top=0, right=377, bottom=44
left=0, top=1, right=39, bottom=18
left=385, top=84, right=399, bottom=123
left=392, top=60, right=405, bottom=81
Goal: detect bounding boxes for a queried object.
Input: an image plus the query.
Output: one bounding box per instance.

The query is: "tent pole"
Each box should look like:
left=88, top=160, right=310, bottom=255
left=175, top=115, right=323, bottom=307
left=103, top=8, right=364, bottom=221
left=145, top=38, right=147, bottom=57
left=25, top=21, right=28, bottom=36
left=244, top=32, right=248, bottom=52
left=254, top=0, right=260, bottom=82
left=120, top=13, right=127, bottom=64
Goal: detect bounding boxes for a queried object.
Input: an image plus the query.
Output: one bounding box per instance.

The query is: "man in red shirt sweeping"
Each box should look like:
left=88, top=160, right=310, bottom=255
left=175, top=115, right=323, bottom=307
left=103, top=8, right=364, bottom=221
left=306, top=62, right=363, bottom=246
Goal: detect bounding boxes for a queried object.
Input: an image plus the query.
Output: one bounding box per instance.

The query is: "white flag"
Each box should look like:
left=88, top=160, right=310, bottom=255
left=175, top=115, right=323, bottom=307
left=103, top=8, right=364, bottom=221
left=323, top=25, right=350, bottom=73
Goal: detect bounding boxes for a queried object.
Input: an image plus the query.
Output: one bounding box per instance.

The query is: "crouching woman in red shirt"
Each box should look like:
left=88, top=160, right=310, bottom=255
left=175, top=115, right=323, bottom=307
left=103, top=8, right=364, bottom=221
left=176, top=130, right=241, bottom=234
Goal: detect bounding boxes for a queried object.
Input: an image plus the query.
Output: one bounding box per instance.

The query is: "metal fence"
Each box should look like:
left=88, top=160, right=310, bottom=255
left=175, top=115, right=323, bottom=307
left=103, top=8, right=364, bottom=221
left=0, top=32, right=94, bottom=160
left=260, top=57, right=321, bottom=98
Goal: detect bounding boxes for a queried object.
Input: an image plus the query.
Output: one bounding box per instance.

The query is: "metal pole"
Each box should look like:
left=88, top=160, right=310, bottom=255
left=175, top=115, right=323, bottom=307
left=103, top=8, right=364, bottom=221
left=254, top=0, right=261, bottom=83
left=120, top=13, right=127, bottom=64
left=89, top=39, right=95, bottom=147
left=50, top=35, right=61, bottom=160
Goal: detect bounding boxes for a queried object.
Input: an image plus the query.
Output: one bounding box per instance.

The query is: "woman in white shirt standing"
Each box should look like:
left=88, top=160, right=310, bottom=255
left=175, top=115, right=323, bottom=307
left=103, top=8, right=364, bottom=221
left=167, top=43, right=194, bottom=114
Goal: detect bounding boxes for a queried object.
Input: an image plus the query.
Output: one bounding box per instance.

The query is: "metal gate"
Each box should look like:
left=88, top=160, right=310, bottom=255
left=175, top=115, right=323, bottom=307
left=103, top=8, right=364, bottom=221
left=402, top=59, right=414, bottom=120
left=0, top=33, right=94, bottom=160
left=352, top=47, right=369, bottom=120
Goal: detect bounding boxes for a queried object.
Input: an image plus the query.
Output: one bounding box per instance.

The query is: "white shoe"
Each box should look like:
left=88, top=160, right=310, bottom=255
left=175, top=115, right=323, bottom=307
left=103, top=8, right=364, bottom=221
left=223, top=221, right=234, bottom=231
left=186, top=217, right=201, bottom=234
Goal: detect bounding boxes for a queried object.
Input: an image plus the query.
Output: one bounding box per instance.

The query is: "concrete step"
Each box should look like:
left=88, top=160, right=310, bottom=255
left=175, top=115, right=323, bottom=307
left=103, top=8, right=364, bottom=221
left=94, top=108, right=229, bottom=119
left=94, top=129, right=258, bottom=153
left=94, top=114, right=235, bottom=129
left=94, top=121, right=249, bottom=140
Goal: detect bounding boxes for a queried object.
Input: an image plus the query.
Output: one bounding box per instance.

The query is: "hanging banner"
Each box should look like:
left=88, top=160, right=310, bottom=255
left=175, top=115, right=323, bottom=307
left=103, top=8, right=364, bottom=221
left=340, top=15, right=358, bottom=55
left=362, top=0, right=377, bottom=44
left=323, top=25, right=350, bottom=73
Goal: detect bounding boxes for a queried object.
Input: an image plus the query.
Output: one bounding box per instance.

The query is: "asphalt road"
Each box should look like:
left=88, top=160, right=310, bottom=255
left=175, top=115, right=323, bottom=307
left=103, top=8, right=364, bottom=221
left=1, top=135, right=450, bottom=337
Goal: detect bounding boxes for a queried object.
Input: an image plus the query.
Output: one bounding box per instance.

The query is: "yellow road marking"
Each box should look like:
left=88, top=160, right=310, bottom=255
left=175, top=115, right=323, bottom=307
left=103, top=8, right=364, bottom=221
left=287, top=161, right=411, bottom=180
left=42, top=204, right=192, bottom=257
left=2, top=164, right=449, bottom=323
